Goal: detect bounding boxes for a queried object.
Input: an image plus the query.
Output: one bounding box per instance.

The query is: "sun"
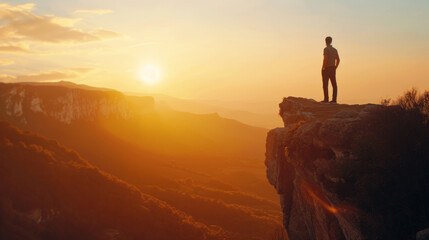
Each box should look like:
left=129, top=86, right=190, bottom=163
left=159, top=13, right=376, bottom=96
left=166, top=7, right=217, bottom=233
left=139, top=65, right=161, bottom=85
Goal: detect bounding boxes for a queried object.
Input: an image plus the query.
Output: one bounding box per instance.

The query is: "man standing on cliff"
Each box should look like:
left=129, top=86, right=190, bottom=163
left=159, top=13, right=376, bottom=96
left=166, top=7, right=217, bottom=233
left=321, top=36, right=340, bottom=103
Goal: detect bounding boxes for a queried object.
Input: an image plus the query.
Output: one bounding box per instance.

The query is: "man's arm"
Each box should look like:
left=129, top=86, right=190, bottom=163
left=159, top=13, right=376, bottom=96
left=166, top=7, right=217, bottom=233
left=322, top=54, right=327, bottom=71
left=335, top=55, right=340, bottom=69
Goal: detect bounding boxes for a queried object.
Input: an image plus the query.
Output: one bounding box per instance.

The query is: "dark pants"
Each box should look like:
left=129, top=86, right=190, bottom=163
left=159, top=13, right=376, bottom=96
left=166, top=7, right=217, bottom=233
left=322, top=66, right=337, bottom=102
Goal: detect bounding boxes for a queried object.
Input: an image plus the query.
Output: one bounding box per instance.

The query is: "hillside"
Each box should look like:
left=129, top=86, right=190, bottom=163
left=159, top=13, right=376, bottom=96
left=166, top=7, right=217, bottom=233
left=0, top=121, right=224, bottom=240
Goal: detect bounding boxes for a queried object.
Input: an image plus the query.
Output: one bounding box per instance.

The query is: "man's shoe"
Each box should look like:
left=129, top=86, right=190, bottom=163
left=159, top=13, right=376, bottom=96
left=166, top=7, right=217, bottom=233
left=320, top=100, right=329, bottom=103
left=330, top=100, right=337, bottom=104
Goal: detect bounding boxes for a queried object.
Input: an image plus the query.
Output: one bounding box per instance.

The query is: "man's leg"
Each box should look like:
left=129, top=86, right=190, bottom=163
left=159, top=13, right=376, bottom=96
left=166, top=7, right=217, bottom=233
left=322, top=69, right=329, bottom=102
left=330, top=68, right=337, bottom=102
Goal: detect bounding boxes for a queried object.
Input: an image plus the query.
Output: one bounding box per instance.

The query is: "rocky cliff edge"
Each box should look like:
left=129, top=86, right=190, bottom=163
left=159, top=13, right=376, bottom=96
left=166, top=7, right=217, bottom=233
left=265, top=97, right=429, bottom=240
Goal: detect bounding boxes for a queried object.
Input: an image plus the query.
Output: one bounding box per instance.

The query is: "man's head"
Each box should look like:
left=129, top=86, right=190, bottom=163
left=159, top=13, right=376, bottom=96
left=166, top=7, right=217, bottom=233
left=325, top=36, right=332, bottom=46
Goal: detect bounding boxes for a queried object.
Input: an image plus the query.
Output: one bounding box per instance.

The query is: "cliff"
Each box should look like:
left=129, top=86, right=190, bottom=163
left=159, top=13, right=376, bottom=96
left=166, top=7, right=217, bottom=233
left=0, top=82, right=154, bottom=125
left=265, top=97, right=429, bottom=240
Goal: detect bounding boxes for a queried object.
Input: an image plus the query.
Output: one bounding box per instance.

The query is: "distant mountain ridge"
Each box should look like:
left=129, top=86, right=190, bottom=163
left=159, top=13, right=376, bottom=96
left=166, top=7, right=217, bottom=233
left=0, top=81, right=281, bottom=128
left=129, top=92, right=281, bottom=129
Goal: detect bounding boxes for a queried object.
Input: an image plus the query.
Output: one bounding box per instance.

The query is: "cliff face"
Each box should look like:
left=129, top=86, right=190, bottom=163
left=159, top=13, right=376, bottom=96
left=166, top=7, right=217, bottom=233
left=0, top=82, right=154, bottom=125
left=265, top=97, right=429, bottom=240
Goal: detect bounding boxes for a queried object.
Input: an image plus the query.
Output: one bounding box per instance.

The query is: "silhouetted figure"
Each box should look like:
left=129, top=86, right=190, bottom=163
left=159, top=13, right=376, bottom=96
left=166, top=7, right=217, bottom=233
left=321, top=36, right=340, bottom=103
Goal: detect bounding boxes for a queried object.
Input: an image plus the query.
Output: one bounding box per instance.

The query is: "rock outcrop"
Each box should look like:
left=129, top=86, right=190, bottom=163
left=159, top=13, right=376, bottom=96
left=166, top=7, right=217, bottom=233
left=265, top=97, right=429, bottom=240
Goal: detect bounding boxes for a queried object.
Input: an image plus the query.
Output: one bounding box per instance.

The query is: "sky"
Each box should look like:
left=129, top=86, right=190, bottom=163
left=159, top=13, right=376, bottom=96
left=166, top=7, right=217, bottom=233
left=1, top=0, right=429, bottom=109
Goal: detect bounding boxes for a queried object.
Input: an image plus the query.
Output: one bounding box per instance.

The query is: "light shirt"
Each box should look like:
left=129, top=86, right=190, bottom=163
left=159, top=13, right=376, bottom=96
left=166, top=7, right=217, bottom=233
left=323, top=45, right=339, bottom=67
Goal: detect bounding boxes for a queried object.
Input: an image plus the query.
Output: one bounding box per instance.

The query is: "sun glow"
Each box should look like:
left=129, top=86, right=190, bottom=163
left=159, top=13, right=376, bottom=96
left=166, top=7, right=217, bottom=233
left=139, top=65, right=161, bottom=85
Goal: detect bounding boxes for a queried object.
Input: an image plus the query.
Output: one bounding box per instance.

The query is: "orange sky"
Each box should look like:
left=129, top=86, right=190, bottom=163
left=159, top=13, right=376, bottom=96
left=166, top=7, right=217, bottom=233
left=1, top=1, right=428, bottom=111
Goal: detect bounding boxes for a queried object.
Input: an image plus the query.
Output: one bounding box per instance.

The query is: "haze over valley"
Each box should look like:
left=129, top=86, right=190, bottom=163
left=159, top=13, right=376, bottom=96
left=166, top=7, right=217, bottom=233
left=0, top=81, right=282, bottom=239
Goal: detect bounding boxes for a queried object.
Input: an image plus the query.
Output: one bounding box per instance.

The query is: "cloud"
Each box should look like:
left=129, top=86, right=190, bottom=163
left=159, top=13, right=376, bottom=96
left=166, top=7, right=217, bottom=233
left=70, top=67, right=94, bottom=73
left=73, top=9, right=112, bottom=15
left=0, top=3, right=35, bottom=11
left=0, top=45, right=31, bottom=53
left=0, top=3, right=121, bottom=45
left=91, top=29, right=122, bottom=39
left=0, top=59, right=14, bottom=66
left=0, top=68, right=94, bottom=82
left=50, top=16, right=82, bottom=27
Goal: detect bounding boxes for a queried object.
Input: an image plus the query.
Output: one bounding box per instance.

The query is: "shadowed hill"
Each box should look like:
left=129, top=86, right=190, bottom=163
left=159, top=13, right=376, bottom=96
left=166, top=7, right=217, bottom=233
left=0, top=121, right=224, bottom=240
left=141, top=185, right=282, bottom=239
